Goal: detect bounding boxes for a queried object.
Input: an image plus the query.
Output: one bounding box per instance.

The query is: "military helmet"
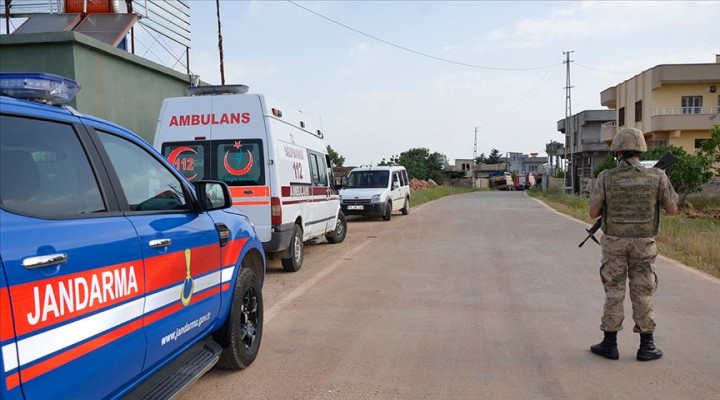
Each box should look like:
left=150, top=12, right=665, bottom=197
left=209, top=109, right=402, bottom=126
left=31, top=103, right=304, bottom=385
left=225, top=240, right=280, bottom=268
left=610, top=128, right=647, bottom=152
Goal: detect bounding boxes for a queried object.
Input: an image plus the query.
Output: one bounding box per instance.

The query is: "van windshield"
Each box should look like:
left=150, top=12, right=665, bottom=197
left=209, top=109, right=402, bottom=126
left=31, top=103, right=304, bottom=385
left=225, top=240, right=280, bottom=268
left=345, top=170, right=389, bottom=189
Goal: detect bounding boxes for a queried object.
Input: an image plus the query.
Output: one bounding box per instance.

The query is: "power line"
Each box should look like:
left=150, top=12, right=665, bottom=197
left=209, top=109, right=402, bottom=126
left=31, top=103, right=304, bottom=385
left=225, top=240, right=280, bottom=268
left=286, top=0, right=561, bottom=71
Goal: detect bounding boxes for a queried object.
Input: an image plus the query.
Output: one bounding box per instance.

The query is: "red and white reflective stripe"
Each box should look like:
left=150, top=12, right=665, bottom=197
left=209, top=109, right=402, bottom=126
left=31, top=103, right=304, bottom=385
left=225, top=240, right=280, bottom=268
left=1, top=265, right=237, bottom=375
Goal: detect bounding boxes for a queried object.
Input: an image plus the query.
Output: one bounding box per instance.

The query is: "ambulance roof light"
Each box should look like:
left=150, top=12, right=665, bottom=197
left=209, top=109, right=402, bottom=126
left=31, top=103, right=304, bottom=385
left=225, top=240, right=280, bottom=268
left=188, top=84, right=249, bottom=96
left=0, top=72, right=81, bottom=105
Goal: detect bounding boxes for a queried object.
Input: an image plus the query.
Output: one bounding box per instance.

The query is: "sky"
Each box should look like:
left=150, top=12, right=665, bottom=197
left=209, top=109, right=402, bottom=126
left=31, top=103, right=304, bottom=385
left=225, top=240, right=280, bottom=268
left=9, top=0, right=718, bottom=166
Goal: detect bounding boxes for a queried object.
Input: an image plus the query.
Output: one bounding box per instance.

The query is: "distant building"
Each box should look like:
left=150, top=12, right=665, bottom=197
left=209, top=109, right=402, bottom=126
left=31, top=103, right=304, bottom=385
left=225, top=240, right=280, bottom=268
left=500, top=153, right=548, bottom=176
left=557, top=110, right=615, bottom=194
left=600, top=55, right=720, bottom=154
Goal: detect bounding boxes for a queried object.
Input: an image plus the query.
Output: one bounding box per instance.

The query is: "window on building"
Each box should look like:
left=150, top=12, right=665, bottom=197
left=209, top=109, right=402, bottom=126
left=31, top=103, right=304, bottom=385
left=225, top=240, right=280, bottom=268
left=681, top=96, right=702, bottom=114
left=695, top=139, right=707, bottom=149
left=635, top=100, right=642, bottom=122
left=619, top=107, right=625, bottom=125
left=648, top=139, right=669, bottom=150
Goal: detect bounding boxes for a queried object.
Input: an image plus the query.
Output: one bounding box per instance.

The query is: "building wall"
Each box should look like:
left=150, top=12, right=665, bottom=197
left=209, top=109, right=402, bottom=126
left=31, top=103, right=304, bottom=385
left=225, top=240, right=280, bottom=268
left=604, top=58, right=720, bottom=154
left=1, top=31, right=191, bottom=143
left=652, top=84, right=719, bottom=109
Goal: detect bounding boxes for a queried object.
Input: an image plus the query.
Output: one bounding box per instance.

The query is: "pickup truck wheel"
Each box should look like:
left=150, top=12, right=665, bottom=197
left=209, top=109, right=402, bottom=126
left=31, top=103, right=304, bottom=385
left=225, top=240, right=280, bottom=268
left=281, top=224, right=303, bottom=272
left=401, top=197, right=410, bottom=215
left=216, top=268, right=263, bottom=370
left=326, top=212, right=347, bottom=244
left=382, top=201, right=392, bottom=221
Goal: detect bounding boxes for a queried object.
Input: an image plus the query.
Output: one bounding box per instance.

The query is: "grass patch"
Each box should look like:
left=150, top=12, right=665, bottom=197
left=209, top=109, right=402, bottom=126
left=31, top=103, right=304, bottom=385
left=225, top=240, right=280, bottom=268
left=528, top=188, right=720, bottom=279
left=411, top=186, right=475, bottom=207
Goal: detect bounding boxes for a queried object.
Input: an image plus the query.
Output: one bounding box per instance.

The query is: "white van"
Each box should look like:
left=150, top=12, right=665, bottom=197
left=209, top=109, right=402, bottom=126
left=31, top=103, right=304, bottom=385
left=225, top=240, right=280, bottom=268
left=339, top=166, right=411, bottom=221
left=153, top=85, right=346, bottom=272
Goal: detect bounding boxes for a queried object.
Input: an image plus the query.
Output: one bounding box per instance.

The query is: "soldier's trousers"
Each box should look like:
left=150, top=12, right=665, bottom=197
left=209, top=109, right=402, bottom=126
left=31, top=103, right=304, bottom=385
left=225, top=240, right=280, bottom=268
left=599, top=235, right=659, bottom=333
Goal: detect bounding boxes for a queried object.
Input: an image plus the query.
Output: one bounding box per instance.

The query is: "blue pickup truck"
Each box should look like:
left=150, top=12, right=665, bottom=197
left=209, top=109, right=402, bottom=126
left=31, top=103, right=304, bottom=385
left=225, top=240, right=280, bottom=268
left=0, top=73, right=265, bottom=399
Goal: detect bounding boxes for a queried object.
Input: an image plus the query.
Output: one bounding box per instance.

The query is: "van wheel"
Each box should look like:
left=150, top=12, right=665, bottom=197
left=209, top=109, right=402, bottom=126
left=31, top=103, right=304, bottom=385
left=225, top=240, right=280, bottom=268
left=216, top=268, right=263, bottom=370
left=401, top=197, right=410, bottom=215
left=326, top=212, right=347, bottom=244
left=382, top=201, right=392, bottom=221
left=281, top=225, right=303, bottom=272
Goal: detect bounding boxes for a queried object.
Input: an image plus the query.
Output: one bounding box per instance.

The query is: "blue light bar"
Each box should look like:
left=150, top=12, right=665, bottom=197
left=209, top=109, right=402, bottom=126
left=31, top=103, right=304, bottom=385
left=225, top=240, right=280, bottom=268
left=0, top=72, right=81, bottom=105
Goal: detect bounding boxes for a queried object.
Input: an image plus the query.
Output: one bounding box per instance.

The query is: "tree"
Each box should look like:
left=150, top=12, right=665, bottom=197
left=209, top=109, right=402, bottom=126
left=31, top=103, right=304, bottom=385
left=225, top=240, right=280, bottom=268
left=387, top=147, right=445, bottom=182
left=697, top=125, right=720, bottom=175
left=642, top=145, right=713, bottom=207
left=486, top=148, right=502, bottom=164
left=326, top=145, right=345, bottom=167
left=593, top=154, right=617, bottom=177
left=474, top=153, right=486, bottom=165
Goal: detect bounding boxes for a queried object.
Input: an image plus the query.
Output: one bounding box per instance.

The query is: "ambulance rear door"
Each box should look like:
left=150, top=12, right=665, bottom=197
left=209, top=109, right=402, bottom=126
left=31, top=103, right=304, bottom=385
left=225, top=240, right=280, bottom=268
left=210, top=95, right=272, bottom=242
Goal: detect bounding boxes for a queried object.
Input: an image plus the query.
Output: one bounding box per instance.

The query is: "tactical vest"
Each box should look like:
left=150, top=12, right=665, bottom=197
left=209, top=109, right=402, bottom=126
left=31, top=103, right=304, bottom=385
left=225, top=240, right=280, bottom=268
left=602, top=163, right=661, bottom=237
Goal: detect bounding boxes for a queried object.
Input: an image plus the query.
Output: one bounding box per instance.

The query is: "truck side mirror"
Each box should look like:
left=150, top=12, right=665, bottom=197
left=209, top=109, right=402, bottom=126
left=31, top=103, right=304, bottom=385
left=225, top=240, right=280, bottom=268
left=193, top=181, right=232, bottom=210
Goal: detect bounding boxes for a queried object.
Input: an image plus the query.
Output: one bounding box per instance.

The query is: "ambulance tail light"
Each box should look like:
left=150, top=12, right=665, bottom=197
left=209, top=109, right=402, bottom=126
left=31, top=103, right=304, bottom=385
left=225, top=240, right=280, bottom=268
left=271, top=197, right=282, bottom=225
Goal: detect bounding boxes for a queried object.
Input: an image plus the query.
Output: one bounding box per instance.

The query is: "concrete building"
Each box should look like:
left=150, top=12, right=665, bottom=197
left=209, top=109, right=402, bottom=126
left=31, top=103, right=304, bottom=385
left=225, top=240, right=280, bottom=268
left=557, top=109, right=615, bottom=194
left=1, top=31, right=193, bottom=143
left=600, top=55, right=720, bottom=154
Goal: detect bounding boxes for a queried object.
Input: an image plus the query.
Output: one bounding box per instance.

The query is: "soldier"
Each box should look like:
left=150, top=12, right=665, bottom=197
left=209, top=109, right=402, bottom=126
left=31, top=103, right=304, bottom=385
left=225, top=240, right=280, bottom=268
left=588, top=128, right=678, bottom=361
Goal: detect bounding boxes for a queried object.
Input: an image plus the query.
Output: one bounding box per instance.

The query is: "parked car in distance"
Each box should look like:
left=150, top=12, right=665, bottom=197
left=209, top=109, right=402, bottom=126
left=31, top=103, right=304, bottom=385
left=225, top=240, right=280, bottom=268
left=339, top=166, right=411, bottom=221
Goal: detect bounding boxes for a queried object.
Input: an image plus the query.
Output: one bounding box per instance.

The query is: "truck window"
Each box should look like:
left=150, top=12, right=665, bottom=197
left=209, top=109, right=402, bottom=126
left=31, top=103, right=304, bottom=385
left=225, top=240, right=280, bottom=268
left=98, top=131, right=191, bottom=212
left=215, top=139, right=265, bottom=186
left=0, top=115, right=106, bottom=217
left=161, top=141, right=208, bottom=181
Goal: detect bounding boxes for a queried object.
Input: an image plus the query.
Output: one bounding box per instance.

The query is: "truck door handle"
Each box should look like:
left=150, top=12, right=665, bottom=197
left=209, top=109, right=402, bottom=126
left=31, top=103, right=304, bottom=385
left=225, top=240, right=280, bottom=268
left=244, top=190, right=254, bottom=195
left=22, top=253, right=68, bottom=269
left=149, top=238, right=172, bottom=248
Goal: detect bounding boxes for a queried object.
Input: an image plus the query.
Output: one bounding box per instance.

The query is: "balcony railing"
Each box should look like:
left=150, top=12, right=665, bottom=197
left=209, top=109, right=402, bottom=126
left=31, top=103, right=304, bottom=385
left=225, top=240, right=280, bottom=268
left=600, top=120, right=617, bottom=129
left=651, top=106, right=720, bottom=116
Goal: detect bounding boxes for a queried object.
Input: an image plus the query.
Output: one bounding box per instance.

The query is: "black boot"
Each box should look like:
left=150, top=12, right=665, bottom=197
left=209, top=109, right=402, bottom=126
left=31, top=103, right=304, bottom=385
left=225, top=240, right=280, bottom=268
left=637, top=333, right=663, bottom=361
left=591, top=331, right=619, bottom=360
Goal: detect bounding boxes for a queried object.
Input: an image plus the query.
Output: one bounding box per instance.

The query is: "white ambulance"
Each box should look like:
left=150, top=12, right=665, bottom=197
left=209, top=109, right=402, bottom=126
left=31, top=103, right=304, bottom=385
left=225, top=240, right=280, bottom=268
left=153, top=85, right=346, bottom=272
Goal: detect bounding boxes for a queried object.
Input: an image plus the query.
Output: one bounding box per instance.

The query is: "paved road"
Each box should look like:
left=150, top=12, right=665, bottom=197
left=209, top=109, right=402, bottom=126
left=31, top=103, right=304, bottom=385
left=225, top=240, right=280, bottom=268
left=181, top=191, right=720, bottom=400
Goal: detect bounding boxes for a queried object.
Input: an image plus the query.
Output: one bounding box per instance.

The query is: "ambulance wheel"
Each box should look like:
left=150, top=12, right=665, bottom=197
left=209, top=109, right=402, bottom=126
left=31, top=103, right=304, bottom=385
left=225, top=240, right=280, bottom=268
left=216, top=268, right=263, bottom=370
left=401, top=197, right=410, bottom=215
left=326, top=212, right=347, bottom=244
left=281, top=224, right=304, bottom=272
left=382, top=201, right=392, bottom=221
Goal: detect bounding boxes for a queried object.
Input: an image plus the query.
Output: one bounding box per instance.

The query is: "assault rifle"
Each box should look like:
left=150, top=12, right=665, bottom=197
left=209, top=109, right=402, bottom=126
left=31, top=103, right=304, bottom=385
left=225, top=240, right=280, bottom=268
left=578, top=151, right=679, bottom=248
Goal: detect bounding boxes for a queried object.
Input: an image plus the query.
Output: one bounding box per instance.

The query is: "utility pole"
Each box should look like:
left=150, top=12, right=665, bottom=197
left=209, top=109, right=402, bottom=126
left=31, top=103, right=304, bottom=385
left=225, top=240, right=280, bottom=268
left=563, top=50, right=574, bottom=194
left=473, top=127, right=478, bottom=187
left=216, top=0, right=226, bottom=85
left=473, top=127, right=478, bottom=162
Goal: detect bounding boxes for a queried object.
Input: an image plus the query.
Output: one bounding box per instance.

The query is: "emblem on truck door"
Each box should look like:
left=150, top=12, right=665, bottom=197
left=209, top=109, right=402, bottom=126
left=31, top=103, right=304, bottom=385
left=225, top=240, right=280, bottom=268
left=180, top=248, right=194, bottom=306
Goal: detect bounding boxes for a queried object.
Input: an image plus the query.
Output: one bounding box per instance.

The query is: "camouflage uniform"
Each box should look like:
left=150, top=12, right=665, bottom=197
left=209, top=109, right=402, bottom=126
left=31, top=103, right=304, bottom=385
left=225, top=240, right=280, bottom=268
left=589, top=158, right=678, bottom=333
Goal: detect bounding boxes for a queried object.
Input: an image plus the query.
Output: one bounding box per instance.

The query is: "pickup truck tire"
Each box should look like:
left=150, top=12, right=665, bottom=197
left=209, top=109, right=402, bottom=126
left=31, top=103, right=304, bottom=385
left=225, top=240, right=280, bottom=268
left=216, top=268, right=263, bottom=370
left=281, top=224, right=303, bottom=272
left=382, top=201, right=392, bottom=221
left=325, top=212, right=347, bottom=244
left=401, top=197, right=410, bottom=215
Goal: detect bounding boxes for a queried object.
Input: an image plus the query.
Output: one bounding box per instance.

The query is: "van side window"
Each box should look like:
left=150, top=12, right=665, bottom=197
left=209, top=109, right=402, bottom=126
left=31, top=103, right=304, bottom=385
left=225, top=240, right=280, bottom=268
left=393, top=172, right=400, bottom=185
left=215, top=139, right=265, bottom=186
left=401, top=170, right=409, bottom=186
left=0, top=115, right=106, bottom=217
left=308, top=151, right=327, bottom=186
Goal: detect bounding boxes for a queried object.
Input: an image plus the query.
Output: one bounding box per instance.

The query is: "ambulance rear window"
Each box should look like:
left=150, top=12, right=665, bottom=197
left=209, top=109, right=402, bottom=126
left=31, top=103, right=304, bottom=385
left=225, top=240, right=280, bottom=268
left=162, top=142, right=208, bottom=181
left=214, top=139, right=265, bottom=186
